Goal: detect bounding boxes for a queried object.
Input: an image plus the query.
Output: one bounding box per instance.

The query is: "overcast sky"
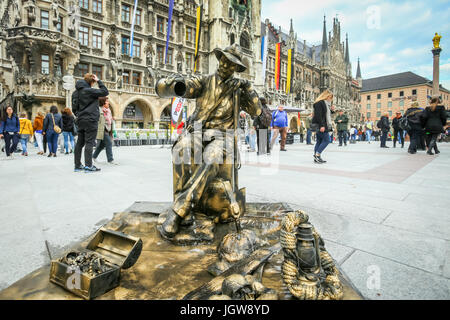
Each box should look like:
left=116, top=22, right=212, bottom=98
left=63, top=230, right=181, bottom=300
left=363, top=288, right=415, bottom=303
left=262, top=0, right=450, bottom=89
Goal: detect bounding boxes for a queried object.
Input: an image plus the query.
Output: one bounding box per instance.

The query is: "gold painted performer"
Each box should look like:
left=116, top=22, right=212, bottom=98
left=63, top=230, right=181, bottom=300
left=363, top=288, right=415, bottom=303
left=156, top=44, right=262, bottom=238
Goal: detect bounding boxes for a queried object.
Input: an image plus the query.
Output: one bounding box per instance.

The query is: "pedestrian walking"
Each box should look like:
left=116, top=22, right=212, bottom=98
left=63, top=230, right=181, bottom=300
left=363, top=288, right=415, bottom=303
left=93, top=97, right=117, bottom=164
left=305, top=114, right=313, bottom=145
left=350, top=126, right=357, bottom=143
left=72, top=73, right=109, bottom=172
left=335, top=109, right=349, bottom=146
left=253, top=97, right=271, bottom=155
left=365, top=120, right=373, bottom=143
left=270, top=105, right=288, bottom=152
left=422, top=97, right=447, bottom=155
left=404, top=102, right=424, bottom=154
left=392, top=112, right=405, bottom=148
left=43, top=106, right=63, bottom=157
left=0, top=105, right=20, bottom=159
left=62, top=107, right=75, bottom=154
left=312, top=89, right=335, bottom=163
left=18, top=112, right=33, bottom=157
left=299, top=121, right=305, bottom=143
left=378, top=113, right=390, bottom=148
left=33, top=111, right=45, bottom=155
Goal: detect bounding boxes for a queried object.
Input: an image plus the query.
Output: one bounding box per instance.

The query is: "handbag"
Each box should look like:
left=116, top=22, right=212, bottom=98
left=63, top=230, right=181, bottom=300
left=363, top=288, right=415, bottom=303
left=51, top=114, right=62, bottom=134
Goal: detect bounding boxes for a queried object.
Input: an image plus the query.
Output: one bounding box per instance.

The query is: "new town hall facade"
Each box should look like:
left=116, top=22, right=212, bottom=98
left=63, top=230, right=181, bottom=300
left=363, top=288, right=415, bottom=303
left=0, top=0, right=362, bottom=129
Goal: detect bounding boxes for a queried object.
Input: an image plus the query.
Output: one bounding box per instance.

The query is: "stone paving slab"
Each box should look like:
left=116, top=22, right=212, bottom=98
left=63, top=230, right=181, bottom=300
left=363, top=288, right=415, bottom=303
left=341, top=250, right=450, bottom=300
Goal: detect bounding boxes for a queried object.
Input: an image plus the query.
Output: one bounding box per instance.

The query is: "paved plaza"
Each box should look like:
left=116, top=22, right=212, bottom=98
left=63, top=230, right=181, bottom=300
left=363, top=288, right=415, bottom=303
left=0, top=140, right=449, bottom=300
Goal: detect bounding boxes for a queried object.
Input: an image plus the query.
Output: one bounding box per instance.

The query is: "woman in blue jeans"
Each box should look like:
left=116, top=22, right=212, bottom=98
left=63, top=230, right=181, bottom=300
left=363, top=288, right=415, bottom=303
left=311, top=89, right=335, bottom=164
left=62, top=107, right=75, bottom=154
left=43, top=106, right=63, bottom=157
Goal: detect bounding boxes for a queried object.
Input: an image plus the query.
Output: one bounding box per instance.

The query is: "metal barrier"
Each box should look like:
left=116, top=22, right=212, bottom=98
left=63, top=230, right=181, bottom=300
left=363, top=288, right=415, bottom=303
left=115, top=129, right=171, bottom=146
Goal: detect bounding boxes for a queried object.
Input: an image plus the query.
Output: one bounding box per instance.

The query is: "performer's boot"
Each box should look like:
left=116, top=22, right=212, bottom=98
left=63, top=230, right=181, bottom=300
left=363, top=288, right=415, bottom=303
left=161, top=209, right=182, bottom=238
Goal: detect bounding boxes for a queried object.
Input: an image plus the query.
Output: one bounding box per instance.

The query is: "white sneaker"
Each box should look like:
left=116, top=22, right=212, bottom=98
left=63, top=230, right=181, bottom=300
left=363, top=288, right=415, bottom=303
left=108, top=161, right=119, bottom=165
left=93, top=158, right=98, bottom=164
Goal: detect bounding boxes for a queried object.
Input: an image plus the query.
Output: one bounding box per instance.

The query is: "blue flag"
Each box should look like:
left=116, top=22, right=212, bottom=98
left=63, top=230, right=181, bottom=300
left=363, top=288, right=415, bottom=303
left=165, top=0, right=175, bottom=64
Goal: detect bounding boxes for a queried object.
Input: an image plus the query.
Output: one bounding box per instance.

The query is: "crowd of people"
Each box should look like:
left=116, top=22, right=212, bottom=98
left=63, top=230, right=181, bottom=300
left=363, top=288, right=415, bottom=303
left=0, top=73, right=116, bottom=172
left=2, top=83, right=448, bottom=166
left=242, top=93, right=448, bottom=164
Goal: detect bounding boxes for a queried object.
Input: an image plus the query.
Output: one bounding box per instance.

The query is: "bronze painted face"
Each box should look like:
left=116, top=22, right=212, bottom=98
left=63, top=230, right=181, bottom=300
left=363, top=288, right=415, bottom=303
left=218, top=56, right=237, bottom=80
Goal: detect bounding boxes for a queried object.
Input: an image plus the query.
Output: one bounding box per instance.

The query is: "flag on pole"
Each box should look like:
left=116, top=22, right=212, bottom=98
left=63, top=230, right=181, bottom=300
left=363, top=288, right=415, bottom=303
left=286, top=48, right=294, bottom=94
left=165, top=0, right=175, bottom=64
left=194, top=5, right=203, bottom=72
left=275, top=42, right=281, bottom=90
left=129, top=0, right=139, bottom=57
left=261, top=36, right=268, bottom=84
left=171, top=97, right=185, bottom=130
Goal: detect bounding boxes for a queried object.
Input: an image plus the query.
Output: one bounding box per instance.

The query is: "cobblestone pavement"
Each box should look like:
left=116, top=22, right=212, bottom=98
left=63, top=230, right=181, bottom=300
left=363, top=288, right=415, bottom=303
left=0, top=140, right=449, bottom=299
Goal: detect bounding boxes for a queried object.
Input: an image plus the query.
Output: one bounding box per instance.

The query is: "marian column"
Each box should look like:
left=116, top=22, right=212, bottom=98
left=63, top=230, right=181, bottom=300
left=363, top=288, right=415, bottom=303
left=431, top=33, right=442, bottom=97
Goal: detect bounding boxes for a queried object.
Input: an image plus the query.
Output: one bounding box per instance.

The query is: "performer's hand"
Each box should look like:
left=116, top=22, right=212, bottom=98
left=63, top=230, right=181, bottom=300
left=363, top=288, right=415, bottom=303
left=164, top=73, right=183, bottom=87
left=238, top=79, right=251, bottom=90
left=320, top=127, right=325, bottom=133
left=92, top=74, right=99, bottom=82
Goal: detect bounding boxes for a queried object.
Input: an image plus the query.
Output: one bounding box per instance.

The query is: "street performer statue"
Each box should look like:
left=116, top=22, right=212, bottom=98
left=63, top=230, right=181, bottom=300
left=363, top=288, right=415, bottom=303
left=155, top=44, right=261, bottom=239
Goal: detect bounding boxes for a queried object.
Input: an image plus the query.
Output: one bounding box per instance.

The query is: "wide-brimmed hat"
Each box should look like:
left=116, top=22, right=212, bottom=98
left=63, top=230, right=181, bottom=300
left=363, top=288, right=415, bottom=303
left=214, top=44, right=247, bottom=73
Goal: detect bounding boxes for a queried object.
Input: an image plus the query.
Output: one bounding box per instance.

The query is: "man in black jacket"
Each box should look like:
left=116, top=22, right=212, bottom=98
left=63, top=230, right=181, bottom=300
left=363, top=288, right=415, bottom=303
left=253, top=97, right=271, bottom=155
left=379, top=113, right=390, bottom=148
left=72, top=73, right=109, bottom=172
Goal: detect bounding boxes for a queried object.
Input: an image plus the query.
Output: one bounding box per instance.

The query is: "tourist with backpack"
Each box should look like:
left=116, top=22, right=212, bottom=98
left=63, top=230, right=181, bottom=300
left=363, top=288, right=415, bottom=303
left=0, top=105, right=20, bottom=159
left=253, top=97, right=271, bottom=155
left=378, top=113, right=390, bottom=148
left=72, top=73, right=109, bottom=172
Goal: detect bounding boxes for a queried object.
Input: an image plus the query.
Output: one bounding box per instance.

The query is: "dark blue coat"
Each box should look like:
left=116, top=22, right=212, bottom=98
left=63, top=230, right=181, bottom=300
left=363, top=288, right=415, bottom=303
left=0, top=114, right=20, bottom=134
left=43, top=113, right=63, bottom=134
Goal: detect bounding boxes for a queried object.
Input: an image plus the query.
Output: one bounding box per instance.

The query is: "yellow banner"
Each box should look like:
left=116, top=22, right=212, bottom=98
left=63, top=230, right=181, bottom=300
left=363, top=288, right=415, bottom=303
left=286, top=49, right=292, bottom=94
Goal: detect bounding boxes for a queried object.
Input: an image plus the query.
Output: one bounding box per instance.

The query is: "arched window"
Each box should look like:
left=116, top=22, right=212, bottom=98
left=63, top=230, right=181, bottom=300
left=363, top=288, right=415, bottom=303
left=240, top=32, right=250, bottom=50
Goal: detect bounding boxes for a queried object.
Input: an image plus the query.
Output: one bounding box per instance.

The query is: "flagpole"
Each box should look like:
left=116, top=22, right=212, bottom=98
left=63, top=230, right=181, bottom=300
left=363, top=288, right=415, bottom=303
left=129, top=0, right=138, bottom=57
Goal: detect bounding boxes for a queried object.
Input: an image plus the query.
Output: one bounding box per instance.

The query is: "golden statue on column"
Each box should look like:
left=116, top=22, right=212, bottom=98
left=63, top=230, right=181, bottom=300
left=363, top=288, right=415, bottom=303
left=433, top=33, right=442, bottom=49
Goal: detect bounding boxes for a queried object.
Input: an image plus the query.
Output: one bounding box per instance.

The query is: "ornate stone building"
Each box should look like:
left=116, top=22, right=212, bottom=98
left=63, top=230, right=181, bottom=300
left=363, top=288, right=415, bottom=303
left=261, top=16, right=362, bottom=124
left=0, top=0, right=262, bottom=129
left=0, top=1, right=361, bottom=127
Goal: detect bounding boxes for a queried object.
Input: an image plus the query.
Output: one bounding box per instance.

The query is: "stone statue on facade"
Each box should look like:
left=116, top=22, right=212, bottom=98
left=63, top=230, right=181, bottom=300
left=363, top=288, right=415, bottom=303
left=155, top=44, right=261, bottom=239
left=12, top=1, right=22, bottom=27
left=68, top=2, right=79, bottom=37
left=433, top=33, right=442, bottom=49
left=145, top=45, right=156, bottom=87
left=51, top=1, right=60, bottom=27
left=24, top=0, right=37, bottom=26
left=176, top=50, right=184, bottom=73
